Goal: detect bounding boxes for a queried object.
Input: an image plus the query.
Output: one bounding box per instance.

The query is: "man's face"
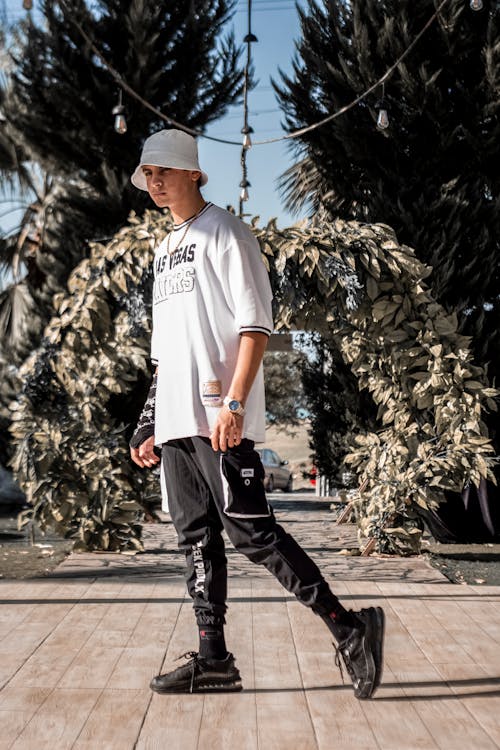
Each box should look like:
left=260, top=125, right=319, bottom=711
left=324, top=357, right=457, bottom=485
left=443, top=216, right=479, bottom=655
left=141, top=165, right=201, bottom=208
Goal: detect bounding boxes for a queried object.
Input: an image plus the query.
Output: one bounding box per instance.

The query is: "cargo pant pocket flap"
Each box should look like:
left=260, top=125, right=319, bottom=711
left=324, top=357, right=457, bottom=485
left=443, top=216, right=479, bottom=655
left=220, top=451, right=270, bottom=518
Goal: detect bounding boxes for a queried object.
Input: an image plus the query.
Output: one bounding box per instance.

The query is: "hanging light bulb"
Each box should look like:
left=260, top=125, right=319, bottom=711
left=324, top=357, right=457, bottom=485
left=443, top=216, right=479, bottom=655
left=375, top=81, right=389, bottom=132
left=239, top=179, right=250, bottom=202
left=241, top=125, right=254, bottom=149
left=23, top=0, right=33, bottom=10
left=113, top=107, right=127, bottom=134
left=243, top=32, right=258, bottom=43
left=112, top=91, right=127, bottom=134
left=377, top=108, right=389, bottom=130
left=470, top=0, right=483, bottom=10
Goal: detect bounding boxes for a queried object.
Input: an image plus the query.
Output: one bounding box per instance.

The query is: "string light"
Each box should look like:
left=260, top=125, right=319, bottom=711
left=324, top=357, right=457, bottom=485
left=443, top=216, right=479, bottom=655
left=239, top=0, right=257, bottom=216
left=63, top=0, right=462, bottom=149
left=112, top=90, right=127, bottom=134
left=54, top=0, right=486, bottom=224
left=242, top=125, right=254, bottom=149
left=375, top=83, right=389, bottom=131
left=239, top=179, right=250, bottom=202
left=376, top=109, right=389, bottom=130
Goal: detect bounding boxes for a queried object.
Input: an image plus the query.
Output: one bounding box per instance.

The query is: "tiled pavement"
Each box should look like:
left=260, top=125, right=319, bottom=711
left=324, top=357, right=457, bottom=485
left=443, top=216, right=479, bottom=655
left=54, top=494, right=445, bottom=584
left=0, top=492, right=499, bottom=749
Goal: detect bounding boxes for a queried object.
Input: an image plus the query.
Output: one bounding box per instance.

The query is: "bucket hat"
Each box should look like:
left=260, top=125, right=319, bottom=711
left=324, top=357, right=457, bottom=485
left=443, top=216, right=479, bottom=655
left=131, top=129, right=208, bottom=190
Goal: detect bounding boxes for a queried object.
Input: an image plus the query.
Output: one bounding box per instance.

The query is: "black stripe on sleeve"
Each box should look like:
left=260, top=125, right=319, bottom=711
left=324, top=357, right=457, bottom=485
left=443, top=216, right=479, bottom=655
left=239, top=326, right=272, bottom=337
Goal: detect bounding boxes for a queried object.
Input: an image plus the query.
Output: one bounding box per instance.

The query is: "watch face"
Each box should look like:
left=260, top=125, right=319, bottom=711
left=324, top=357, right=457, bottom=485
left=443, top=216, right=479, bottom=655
left=228, top=399, right=240, bottom=412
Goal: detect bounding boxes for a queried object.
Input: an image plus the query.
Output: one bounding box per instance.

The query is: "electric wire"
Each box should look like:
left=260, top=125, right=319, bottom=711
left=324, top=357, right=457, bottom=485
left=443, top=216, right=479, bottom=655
left=256, top=0, right=452, bottom=144
left=55, top=0, right=453, bottom=148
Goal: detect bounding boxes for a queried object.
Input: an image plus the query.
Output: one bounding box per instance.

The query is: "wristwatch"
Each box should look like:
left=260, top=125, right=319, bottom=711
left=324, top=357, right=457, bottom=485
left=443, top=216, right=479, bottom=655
left=223, top=396, right=245, bottom=416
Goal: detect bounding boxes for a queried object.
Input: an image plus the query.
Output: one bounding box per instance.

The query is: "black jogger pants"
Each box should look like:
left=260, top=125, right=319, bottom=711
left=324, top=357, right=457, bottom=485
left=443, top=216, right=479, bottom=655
left=161, top=436, right=339, bottom=626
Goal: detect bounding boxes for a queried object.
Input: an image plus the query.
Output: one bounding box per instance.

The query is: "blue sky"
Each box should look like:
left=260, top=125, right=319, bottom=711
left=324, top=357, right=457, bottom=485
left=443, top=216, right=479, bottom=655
left=0, top=0, right=307, bottom=240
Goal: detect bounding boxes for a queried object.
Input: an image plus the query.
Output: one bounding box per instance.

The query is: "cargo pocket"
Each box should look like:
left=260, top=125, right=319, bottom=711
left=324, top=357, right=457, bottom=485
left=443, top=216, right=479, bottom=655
left=220, top=447, right=270, bottom=518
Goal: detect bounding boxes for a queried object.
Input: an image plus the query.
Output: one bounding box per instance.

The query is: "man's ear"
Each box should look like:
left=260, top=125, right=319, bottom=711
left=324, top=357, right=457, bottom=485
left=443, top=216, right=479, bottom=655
left=191, top=170, right=202, bottom=183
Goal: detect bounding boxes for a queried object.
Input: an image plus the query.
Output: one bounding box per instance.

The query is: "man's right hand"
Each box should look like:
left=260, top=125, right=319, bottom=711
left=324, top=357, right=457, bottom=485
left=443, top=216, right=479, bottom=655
left=130, top=435, right=160, bottom=468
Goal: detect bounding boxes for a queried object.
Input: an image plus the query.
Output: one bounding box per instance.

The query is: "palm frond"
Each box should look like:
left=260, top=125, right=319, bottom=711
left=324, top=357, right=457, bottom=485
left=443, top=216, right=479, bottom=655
left=0, top=280, right=33, bottom=348
left=279, top=155, right=331, bottom=217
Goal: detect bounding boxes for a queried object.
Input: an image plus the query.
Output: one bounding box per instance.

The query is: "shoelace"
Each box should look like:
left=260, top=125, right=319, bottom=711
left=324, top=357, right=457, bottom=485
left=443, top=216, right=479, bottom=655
left=333, top=643, right=345, bottom=684
left=334, top=617, right=366, bottom=688
left=175, top=651, right=200, bottom=694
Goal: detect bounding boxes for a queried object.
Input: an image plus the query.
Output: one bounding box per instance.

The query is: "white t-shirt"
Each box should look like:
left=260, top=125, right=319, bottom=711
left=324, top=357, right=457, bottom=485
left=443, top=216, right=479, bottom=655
left=151, top=203, right=273, bottom=445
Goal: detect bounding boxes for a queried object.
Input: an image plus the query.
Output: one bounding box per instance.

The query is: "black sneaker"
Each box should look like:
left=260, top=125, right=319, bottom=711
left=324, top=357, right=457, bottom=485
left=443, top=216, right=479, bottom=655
left=150, top=651, right=242, bottom=694
left=336, top=606, right=385, bottom=700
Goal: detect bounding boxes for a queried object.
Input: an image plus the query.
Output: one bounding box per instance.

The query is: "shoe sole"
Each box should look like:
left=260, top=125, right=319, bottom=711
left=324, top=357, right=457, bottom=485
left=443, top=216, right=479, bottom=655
left=357, top=607, right=385, bottom=700
left=151, top=679, right=243, bottom=694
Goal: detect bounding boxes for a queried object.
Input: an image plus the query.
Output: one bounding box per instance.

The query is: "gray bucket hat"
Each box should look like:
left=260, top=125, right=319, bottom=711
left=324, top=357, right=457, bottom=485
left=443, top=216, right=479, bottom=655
left=131, top=129, right=208, bottom=190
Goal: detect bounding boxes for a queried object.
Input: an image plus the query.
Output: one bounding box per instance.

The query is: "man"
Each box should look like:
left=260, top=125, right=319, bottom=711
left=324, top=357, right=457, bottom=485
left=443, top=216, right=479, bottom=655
left=129, top=128, right=385, bottom=699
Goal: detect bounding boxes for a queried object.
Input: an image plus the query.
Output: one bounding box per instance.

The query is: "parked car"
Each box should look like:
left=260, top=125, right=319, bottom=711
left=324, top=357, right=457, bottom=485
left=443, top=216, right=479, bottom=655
left=256, top=448, right=293, bottom=492
left=0, top=464, right=26, bottom=513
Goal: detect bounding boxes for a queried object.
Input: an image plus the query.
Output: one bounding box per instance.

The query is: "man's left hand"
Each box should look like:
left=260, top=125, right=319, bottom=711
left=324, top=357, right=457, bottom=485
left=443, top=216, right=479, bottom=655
left=211, top=408, right=243, bottom=451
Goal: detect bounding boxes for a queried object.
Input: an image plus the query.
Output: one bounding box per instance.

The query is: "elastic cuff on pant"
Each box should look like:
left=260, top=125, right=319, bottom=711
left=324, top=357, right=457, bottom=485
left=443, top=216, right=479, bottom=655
left=196, top=614, right=226, bottom=627
left=310, top=597, right=343, bottom=618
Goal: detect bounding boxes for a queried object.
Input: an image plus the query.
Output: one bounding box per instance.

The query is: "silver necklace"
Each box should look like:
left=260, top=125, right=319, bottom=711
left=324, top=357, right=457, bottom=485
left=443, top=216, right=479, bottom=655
left=166, top=203, right=208, bottom=256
